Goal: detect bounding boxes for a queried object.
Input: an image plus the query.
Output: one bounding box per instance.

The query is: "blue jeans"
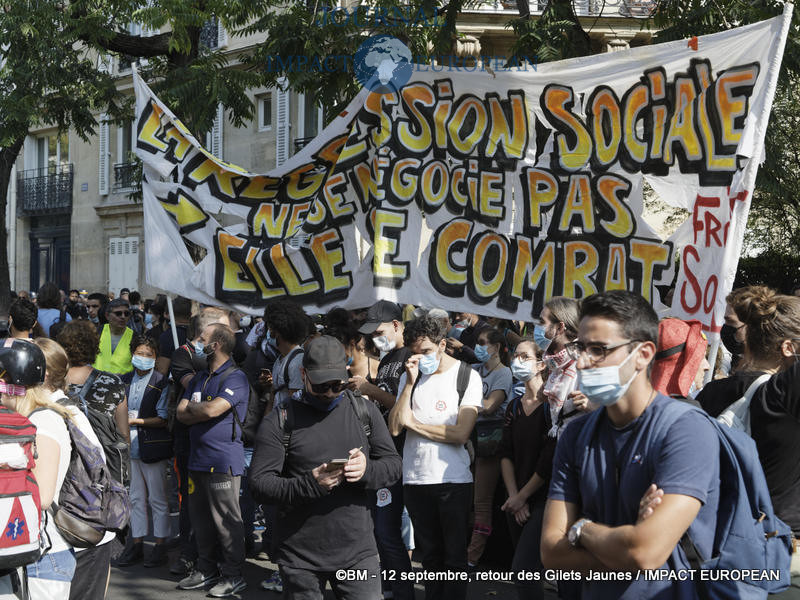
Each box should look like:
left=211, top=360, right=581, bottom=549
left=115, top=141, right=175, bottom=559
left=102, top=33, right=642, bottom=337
left=372, top=481, right=414, bottom=600
left=26, top=548, right=76, bottom=581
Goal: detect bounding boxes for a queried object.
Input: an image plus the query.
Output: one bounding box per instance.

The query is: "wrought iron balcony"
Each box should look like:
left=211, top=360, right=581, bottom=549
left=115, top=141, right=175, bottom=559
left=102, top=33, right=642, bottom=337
left=17, top=164, right=73, bottom=217
left=294, top=137, right=315, bottom=153
left=113, top=161, right=141, bottom=193
left=462, top=0, right=654, bottom=16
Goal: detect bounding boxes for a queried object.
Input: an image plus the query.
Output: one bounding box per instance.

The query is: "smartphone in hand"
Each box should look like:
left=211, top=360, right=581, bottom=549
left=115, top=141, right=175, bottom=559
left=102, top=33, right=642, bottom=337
left=324, top=459, right=348, bottom=472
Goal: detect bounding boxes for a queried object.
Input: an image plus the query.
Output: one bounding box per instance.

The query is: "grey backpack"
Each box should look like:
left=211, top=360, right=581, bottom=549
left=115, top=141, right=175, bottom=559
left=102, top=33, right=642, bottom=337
left=42, top=408, right=131, bottom=547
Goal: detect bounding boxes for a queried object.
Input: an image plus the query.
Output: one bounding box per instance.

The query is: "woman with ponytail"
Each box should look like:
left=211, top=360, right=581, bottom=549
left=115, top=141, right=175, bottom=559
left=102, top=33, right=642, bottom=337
left=0, top=339, right=76, bottom=599
left=697, top=285, right=779, bottom=417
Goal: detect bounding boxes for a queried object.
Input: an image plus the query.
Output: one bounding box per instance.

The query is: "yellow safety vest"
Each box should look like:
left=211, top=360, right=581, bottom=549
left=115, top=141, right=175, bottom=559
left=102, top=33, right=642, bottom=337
left=93, top=325, right=134, bottom=375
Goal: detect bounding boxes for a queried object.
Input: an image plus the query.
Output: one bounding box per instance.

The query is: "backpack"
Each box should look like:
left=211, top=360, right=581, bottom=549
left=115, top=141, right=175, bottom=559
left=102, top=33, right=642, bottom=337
left=576, top=398, right=793, bottom=598
left=0, top=406, right=44, bottom=569
left=45, top=409, right=131, bottom=548
left=48, top=306, right=69, bottom=340
left=409, top=361, right=474, bottom=460
left=716, top=373, right=771, bottom=435
left=278, top=391, right=372, bottom=452
left=68, top=370, right=131, bottom=486
left=215, top=365, right=264, bottom=448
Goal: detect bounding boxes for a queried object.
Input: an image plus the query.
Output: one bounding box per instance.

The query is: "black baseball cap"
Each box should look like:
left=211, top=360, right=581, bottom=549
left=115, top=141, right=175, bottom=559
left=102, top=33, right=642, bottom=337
left=303, top=335, right=349, bottom=384
left=358, top=300, right=403, bottom=334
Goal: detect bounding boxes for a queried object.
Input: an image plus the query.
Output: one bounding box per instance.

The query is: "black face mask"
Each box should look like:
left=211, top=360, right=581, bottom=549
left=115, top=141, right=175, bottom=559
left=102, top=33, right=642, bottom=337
left=720, top=324, right=745, bottom=356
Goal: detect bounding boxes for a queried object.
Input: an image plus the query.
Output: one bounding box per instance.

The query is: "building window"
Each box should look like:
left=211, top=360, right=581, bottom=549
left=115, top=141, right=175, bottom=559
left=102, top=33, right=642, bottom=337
left=35, top=133, right=69, bottom=172
left=258, top=93, right=273, bottom=131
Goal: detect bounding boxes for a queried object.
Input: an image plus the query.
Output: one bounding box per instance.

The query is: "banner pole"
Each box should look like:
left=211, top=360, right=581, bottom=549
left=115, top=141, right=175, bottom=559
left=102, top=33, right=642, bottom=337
left=166, top=295, right=179, bottom=349
left=705, top=338, right=720, bottom=385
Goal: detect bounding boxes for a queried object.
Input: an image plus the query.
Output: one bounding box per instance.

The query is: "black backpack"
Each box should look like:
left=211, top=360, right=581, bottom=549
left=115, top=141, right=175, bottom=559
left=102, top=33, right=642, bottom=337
left=48, top=306, right=69, bottom=340
left=278, top=392, right=372, bottom=452
left=64, top=370, right=131, bottom=486
left=216, top=365, right=266, bottom=448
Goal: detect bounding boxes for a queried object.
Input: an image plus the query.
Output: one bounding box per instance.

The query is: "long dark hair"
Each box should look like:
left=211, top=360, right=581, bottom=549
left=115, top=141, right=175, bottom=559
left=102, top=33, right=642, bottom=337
left=481, top=327, right=510, bottom=366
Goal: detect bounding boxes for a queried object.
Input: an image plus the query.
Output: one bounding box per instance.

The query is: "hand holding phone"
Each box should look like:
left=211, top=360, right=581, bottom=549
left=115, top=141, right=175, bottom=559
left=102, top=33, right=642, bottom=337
left=324, top=458, right=348, bottom=472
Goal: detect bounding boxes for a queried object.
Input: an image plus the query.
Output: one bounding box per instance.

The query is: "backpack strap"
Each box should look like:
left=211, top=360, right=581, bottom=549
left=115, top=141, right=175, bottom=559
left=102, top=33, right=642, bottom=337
left=77, top=369, right=100, bottom=416
left=717, top=373, right=772, bottom=433
left=213, top=365, right=249, bottom=443
left=456, top=360, right=471, bottom=406
left=350, top=393, right=372, bottom=439
left=278, top=400, right=295, bottom=452
left=273, top=347, right=303, bottom=393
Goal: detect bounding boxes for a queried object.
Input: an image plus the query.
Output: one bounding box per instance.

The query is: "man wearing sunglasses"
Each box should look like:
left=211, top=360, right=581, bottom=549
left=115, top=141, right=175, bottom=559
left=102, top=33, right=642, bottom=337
left=93, top=297, right=135, bottom=374
left=541, top=291, right=720, bottom=599
left=250, top=335, right=401, bottom=600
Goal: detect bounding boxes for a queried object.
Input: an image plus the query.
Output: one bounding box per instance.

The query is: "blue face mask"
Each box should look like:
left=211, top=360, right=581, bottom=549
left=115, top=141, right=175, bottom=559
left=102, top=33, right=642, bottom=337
left=346, top=355, right=354, bottom=367
left=132, top=355, right=155, bottom=371
left=144, top=313, right=153, bottom=327
left=510, top=358, right=534, bottom=381
left=266, top=331, right=277, bottom=348
left=193, top=341, right=204, bottom=355
left=474, top=344, right=490, bottom=363
left=418, top=352, right=440, bottom=375
left=533, top=324, right=552, bottom=352
left=577, top=344, right=641, bottom=407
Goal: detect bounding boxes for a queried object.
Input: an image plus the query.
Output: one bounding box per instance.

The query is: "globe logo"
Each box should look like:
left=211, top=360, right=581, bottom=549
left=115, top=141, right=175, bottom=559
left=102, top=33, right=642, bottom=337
left=354, top=35, right=413, bottom=93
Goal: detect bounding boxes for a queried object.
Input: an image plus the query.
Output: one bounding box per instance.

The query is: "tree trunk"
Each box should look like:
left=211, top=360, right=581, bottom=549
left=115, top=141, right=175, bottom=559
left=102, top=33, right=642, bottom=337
left=0, top=136, right=26, bottom=320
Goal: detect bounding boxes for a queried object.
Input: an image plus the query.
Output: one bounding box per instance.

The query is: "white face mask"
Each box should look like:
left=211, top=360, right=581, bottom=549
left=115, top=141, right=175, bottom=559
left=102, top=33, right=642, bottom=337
left=577, top=344, right=642, bottom=407
left=373, top=335, right=396, bottom=353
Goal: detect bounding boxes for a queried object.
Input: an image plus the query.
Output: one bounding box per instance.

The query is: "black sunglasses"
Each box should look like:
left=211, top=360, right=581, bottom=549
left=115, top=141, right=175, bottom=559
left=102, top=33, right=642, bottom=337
left=309, top=380, right=347, bottom=394
left=111, top=310, right=131, bottom=317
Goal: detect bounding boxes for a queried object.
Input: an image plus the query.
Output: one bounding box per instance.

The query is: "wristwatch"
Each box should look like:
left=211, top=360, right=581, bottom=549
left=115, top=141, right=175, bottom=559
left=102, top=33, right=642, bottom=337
left=568, top=518, right=591, bottom=548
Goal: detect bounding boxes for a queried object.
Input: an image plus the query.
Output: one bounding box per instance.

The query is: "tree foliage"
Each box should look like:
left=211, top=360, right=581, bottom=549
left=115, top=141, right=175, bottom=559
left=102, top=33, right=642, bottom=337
left=0, top=0, right=122, bottom=316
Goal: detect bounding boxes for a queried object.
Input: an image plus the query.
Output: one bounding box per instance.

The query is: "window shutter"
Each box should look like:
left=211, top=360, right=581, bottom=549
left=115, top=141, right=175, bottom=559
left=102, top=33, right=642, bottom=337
left=98, top=114, right=110, bottom=195
left=207, top=103, right=224, bottom=160
left=217, top=18, right=228, bottom=48
left=275, top=78, right=291, bottom=167
left=97, top=54, right=113, bottom=74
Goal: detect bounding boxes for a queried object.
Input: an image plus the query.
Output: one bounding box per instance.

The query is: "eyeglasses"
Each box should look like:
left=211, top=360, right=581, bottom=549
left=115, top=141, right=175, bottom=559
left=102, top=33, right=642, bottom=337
left=565, top=340, right=640, bottom=362
left=111, top=310, right=131, bottom=318
left=309, top=380, right=347, bottom=394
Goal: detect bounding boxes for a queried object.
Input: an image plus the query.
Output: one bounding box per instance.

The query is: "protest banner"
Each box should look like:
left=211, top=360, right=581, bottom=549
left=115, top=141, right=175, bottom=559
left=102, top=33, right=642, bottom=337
left=135, top=6, right=791, bottom=331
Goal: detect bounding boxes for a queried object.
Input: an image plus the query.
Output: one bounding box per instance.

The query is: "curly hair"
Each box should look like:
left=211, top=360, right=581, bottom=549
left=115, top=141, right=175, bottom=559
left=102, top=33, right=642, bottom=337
left=56, top=320, right=100, bottom=366
left=37, top=282, right=62, bottom=310
left=323, top=308, right=362, bottom=347
left=130, top=334, right=159, bottom=358
left=266, top=299, right=310, bottom=345
left=403, top=316, right=448, bottom=347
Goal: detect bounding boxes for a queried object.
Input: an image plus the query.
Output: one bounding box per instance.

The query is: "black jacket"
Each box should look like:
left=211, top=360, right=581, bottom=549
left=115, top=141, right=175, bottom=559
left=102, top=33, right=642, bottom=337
left=249, top=393, right=401, bottom=570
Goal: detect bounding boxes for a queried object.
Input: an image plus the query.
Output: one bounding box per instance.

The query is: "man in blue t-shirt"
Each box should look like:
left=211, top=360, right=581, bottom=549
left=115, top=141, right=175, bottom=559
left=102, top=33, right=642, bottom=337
left=541, top=290, right=720, bottom=600
left=176, top=322, right=249, bottom=597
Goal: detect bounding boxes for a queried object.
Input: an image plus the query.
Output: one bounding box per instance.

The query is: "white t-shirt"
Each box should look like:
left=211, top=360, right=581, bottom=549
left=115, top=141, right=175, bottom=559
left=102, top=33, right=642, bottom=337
left=399, top=361, right=482, bottom=485
left=29, top=408, right=71, bottom=554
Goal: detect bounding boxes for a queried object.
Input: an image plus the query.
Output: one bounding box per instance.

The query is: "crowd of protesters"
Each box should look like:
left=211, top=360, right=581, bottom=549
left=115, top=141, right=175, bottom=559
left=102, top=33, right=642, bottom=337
left=0, top=280, right=798, bottom=600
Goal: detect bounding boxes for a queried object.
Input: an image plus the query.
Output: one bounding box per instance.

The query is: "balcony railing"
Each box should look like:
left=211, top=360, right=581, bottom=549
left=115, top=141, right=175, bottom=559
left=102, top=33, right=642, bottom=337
left=17, top=164, right=73, bottom=217
left=462, top=0, right=653, bottom=16
left=113, top=161, right=141, bottom=193
left=294, top=137, right=316, bottom=153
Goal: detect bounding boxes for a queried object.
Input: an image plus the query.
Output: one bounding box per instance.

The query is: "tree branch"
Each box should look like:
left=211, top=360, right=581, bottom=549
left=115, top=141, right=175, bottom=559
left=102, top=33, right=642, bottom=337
left=79, top=30, right=173, bottom=58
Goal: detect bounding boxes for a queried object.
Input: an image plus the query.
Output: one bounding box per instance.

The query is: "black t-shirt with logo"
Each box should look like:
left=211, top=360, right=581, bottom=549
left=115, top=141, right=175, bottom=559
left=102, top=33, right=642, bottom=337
left=372, top=346, right=412, bottom=453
